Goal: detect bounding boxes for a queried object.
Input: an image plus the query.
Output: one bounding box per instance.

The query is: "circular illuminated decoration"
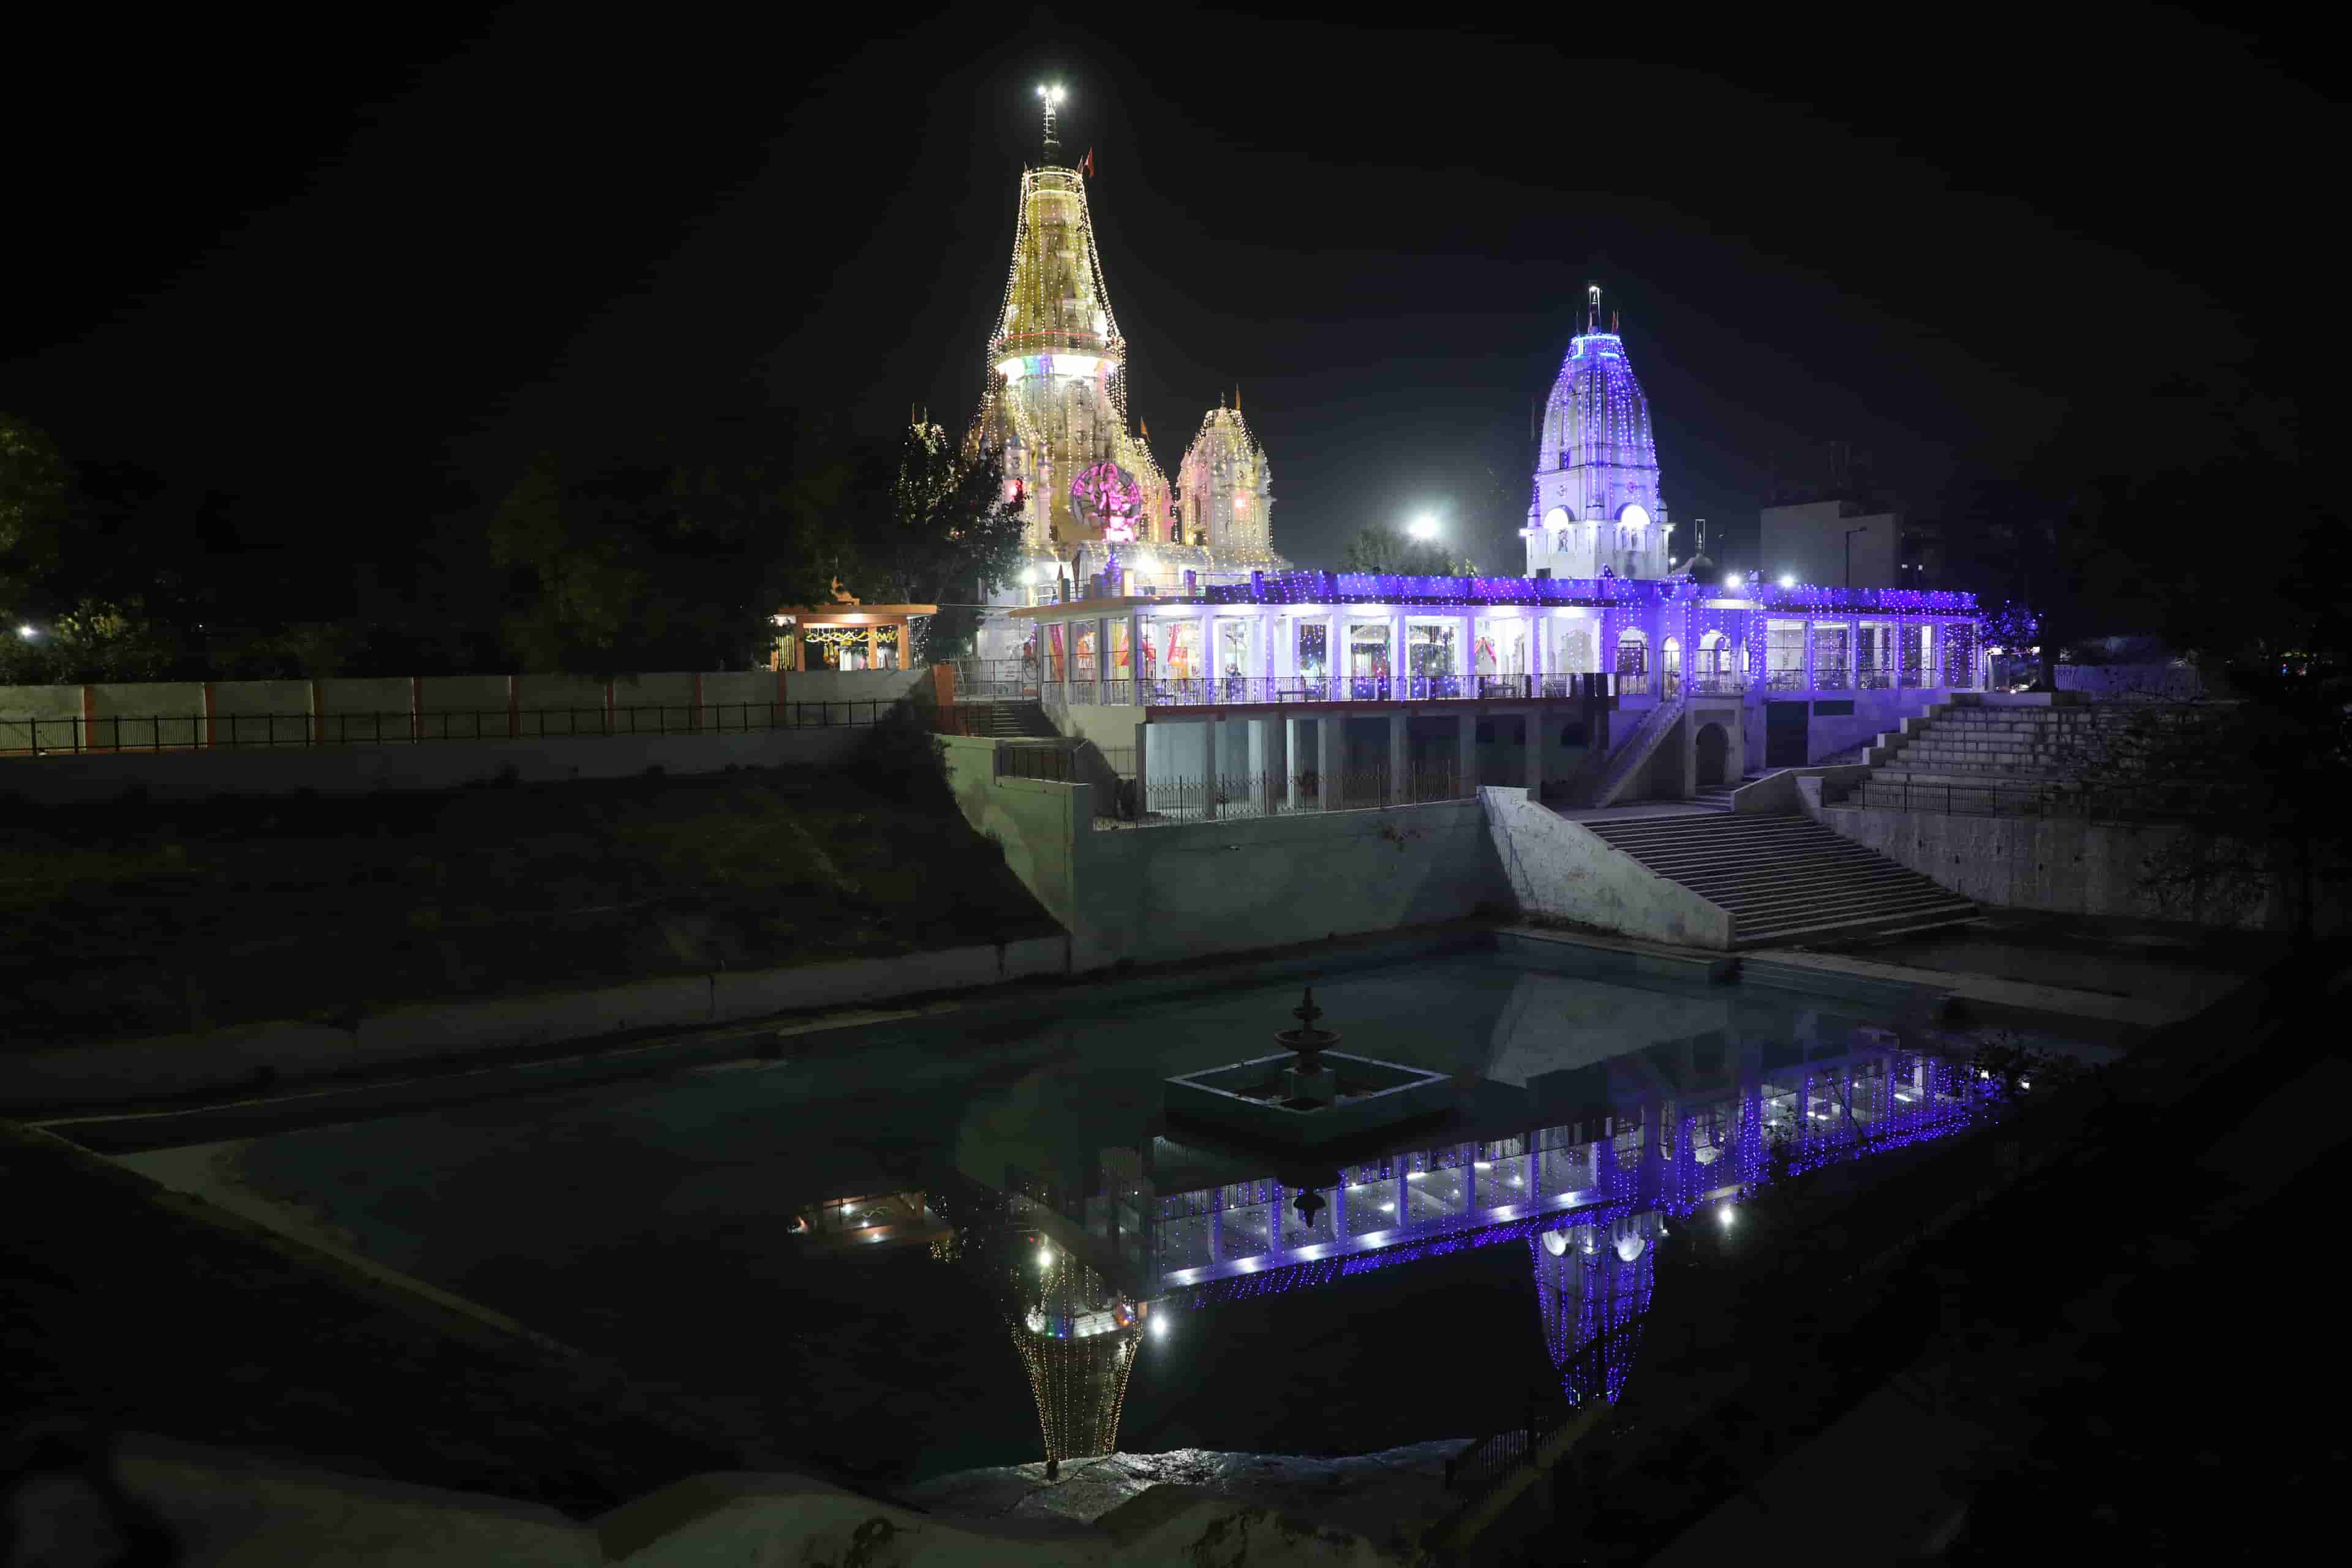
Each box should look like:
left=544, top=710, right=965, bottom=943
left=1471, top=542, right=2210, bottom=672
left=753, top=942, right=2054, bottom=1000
left=1540, top=1228, right=1570, bottom=1257
left=1615, top=1234, right=1647, bottom=1263
left=1619, top=503, right=1651, bottom=529
left=1070, top=461, right=1143, bottom=541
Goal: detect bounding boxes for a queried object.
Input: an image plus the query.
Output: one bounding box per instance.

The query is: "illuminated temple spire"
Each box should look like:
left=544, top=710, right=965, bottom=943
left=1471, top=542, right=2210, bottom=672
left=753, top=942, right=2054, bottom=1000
left=1523, top=281, right=1670, bottom=579
left=1008, top=1240, right=1143, bottom=1463
left=967, top=85, right=1168, bottom=552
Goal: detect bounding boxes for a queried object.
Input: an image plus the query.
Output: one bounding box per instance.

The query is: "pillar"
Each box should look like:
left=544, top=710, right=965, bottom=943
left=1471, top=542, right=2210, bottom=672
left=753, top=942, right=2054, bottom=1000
left=1134, top=722, right=1150, bottom=817
left=1389, top=611, right=1406, bottom=699
left=1327, top=613, right=1343, bottom=697
left=1199, top=717, right=1219, bottom=820
left=1528, top=612, right=1545, bottom=693
left=1286, top=715, right=1310, bottom=809
left=1387, top=710, right=1409, bottom=803
left=1457, top=712, right=1478, bottom=796
left=1317, top=712, right=1342, bottom=810
left=1523, top=708, right=1544, bottom=796
left=1460, top=610, right=1478, bottom=695
left=1126, top=611, right=1145, bottom=695
left=1330, top=1177, right=1347, bottom=1239
left=1250, top=715, right=1284, bottom=815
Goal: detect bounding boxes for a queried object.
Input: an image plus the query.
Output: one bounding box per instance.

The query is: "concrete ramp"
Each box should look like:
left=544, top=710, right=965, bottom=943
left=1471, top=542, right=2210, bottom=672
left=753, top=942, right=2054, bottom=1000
left=1481, top=787, right=1734, bottom=949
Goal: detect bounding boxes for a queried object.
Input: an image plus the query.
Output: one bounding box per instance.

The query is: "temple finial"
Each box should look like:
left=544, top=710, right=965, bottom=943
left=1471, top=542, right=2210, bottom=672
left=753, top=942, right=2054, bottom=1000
left=1036, top=83, right=1066, bottom=164
left=1586, top=282, right=1602, bottom=334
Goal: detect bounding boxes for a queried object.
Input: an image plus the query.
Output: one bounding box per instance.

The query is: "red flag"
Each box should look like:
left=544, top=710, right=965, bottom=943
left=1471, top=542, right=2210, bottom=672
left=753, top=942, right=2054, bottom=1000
left=1082, top=148, right=1095, bottom=178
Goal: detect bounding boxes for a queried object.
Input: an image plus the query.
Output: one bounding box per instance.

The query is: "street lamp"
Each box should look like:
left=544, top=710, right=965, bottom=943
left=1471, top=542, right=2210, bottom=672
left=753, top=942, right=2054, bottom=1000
left=1408, top=514, right=1439, bottom=541
left=1844, top=524, right=1869, bottom=590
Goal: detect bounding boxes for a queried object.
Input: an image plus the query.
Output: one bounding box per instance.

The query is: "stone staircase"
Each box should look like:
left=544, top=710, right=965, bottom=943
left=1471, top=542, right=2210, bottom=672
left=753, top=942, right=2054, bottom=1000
left=1580, top=810, right=1978, bottom=948
left=1574, top=698, right=1686, bottom=808
left=959, top=701, right=1059, bottom=739
left=1841, top=697, right=2133, bottom=814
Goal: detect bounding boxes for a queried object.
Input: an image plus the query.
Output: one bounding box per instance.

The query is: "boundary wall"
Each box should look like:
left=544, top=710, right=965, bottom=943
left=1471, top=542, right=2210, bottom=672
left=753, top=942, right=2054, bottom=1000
left=0, top=726, right=867, bottom=804
left=0, top=667, right=924, bottom=751
left=941, top=734, right=1509, bottom=970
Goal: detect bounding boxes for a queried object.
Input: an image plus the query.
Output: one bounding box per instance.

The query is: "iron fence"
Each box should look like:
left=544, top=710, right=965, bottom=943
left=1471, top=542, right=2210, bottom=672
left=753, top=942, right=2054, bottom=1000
left=946, top=658, right=1038, bottom=701
left=992, top=743, right=1083, bottom=781
left=0, top=701, right=892, bottom=756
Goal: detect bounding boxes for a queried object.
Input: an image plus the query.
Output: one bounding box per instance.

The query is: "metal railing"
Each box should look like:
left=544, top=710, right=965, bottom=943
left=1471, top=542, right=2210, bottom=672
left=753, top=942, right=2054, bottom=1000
left=0, top=701, right=892, bottom=756
left=946, top=658, right=1038, bottom=701
left=992, top=742, right=1083, bottom=781
left=1114, top=766, right=1474, bottom=823
left=1441, top=1317, right=1642, bottom=1506
left=1850, top=775, right=2212, bottom=820
left=1035, top=673, right=1635, bottom=709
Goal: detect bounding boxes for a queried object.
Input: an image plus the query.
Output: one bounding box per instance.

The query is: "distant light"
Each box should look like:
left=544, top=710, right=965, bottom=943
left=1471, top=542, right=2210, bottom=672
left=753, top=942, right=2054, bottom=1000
left=1406, top=1171, right=1424, bottom=1180
left=1037, top=1244, right=1052, bottom=1267
left=15, top=625, right=33, bottom=639
left=1379, top=1201, right=1395, bottom=1213
left=1408, top=514, right=1439, bottom=540
left=1722, top=575, right=1742, bottom=590
left=1238, top=1257, right=1258, bottom=1272
left=2020, top=1079, right=2032, bottom=1090
left=1777, top=574, right=1796, bottom=589
left=1037, top=83, right=1065, bottom=104
left=1150, top=1314, right=1167, bottom=1339
left=1473, top=1161, right=1491, bottom=1170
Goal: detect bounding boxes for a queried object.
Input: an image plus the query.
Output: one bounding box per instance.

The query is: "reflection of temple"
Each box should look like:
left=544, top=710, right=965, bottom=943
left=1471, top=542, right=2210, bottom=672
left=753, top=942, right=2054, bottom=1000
left=960, top=976, right=1986, bottom=1412
left=966, top=94, right=1287, bottom=661
left=1004, top=1235, right=1145, bottom=1463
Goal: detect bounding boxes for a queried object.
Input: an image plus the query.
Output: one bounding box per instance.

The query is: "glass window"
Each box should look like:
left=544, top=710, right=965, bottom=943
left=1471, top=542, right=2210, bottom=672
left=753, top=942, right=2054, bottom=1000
left=1348, top=622, right=1390, bottom=677
left=1766, top=619, right=1807, bottom=690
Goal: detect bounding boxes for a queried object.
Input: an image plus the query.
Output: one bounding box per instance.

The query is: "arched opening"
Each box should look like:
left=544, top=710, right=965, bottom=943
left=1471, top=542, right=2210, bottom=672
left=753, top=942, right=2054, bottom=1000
left=1695, top=722, right=1730, bottom=786
left=1614, top=628, right=1648, bottom=695
left=1662, top=636, right=1682, bottom=698
left=1697, top=630, right=1730, bottom=692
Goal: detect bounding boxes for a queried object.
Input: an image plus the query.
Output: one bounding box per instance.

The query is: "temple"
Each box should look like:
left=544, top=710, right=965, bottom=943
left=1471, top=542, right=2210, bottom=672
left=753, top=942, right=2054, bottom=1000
left=988, top=279, right=1981, bottom=809
left=1524, top=285, right=1675, bottom=581
left=968, top=88, right=1287, bottom=662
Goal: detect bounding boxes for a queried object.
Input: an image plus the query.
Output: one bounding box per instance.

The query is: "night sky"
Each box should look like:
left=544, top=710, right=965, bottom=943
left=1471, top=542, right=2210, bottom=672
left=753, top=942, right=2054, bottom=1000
left=4, top=6, right=2320, bottom=584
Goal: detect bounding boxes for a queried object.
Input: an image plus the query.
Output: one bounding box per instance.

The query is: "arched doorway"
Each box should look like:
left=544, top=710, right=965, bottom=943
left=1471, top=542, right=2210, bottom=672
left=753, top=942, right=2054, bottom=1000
left=1614, top=628, right=1649, bottom=695
left=1697, top=630, right=1730, bottom=692
left=1695, top=722, right=1730, bottom=786
left=1661, top=637, right=1682, bottom=699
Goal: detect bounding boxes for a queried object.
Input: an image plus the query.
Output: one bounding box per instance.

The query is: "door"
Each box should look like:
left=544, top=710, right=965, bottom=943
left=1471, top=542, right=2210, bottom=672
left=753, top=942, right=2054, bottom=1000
left=1764, top=701, right=1809, bottom=768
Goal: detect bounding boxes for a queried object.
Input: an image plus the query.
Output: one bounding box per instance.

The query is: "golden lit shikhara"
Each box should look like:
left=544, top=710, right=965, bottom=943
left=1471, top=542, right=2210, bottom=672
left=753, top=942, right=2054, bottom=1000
left=1175, top=403, right=1274, bottom=552
left=1007, top=1239, right=1144, bottom=1463
left=968, top=86, right=1168, bottom=554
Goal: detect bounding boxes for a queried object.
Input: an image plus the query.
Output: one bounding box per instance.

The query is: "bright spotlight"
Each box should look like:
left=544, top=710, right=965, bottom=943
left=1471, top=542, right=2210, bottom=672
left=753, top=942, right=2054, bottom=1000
left=15, top=625, right=34, bottom=639
left=1722, top=575, right=1742, bottom=590
left=1718, top=1204, right=1735, bottom=1227
left=1408, top=514, right=1439, bottom=541
left=1037, top=83, right=1065, bottom=104
left=1037, top=1244, right=1052, bottom=1267
left=1150, top=1314, right=1167, bottom=1339
left=1777, top=573, right=1795, bottom=589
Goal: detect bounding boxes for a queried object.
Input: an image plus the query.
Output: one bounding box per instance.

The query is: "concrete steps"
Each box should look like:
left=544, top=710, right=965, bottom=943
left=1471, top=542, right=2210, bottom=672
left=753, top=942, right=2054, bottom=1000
left=1581, top=811, right=1976, bottom=948
left=962, top=703, right=1059, bottom=739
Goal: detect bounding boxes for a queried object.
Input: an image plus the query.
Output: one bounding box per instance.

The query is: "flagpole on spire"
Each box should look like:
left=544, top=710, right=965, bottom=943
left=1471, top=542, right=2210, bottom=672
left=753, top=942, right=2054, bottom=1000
left=1037, top=83, right=1065, bottom=164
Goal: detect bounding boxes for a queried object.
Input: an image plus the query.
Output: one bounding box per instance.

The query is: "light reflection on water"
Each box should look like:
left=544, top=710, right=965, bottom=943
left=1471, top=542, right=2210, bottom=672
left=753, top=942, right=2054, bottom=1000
left=127, top=942, right=2099, bottom=1479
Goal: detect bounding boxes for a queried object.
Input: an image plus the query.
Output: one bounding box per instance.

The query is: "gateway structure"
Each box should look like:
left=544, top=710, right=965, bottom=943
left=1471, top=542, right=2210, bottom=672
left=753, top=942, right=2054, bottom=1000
left=966, top=89, right=1287, bottom=660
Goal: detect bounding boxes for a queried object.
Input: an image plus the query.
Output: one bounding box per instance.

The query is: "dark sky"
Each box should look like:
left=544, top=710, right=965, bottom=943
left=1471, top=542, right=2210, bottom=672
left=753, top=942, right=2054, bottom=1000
left=3, top=4, right=2321, bottom=582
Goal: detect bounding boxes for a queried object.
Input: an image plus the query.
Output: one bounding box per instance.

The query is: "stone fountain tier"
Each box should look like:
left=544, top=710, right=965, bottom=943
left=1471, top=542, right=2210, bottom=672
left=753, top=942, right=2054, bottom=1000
left=1163, top=987, right=1452, bottom=1148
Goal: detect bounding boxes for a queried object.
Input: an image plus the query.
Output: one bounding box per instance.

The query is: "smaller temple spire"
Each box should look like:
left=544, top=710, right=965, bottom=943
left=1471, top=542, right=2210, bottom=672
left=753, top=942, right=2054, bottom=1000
left=1037, top=83, right=1066, bottom=164
left=1586, top=282, right=1602, bottom=335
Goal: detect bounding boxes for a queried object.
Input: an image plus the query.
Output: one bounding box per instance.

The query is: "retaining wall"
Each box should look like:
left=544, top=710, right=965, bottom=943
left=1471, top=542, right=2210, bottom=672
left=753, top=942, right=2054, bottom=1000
left=943, top=734, right=1507, bottom=970
left=1804, top=779, right=2277, bottom=929
left=0, top=931, right=1069, bottom=1109
left=1481, top=786, right=1735, bottom=949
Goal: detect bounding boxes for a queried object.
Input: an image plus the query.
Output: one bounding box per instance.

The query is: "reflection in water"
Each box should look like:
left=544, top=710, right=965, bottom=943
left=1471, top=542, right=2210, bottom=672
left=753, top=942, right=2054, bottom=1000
left=979, top=1038, right=1989, bottom=1453
left=1001, top=1232, right=1146, bottom=1463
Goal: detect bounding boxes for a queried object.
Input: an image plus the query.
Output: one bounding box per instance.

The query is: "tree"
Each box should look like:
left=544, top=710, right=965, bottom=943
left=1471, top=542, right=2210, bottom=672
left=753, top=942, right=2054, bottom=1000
left=1338, top=526, right=1477, bottom=577
left=842, top=422, right=1027, bottom=663
left=479, top=409, right=857, bottom=676
left=1, top=414, right=71, bottom=613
